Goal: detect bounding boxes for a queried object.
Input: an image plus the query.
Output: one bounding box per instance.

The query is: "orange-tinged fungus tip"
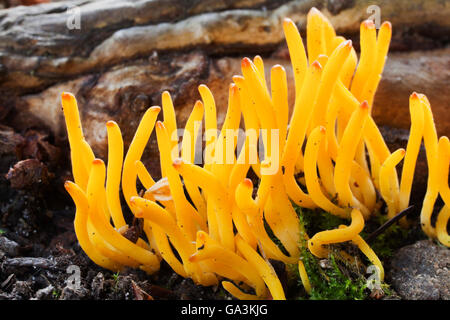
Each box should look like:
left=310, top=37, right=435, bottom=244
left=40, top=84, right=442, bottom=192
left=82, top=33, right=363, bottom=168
left=311, top=60, right=322, bottom=70
left=92, top=159, right=103, bottom=165
left=411, top=92, right=419, bottom=99
left=150, top=106, right=161, bottom=113
left=230, top=83, right=238, bottom=93
left=64, top=181, right=72, bottom=189
left=194, top=100, right=203, bottom=108
left=241, top=57, right=252, bottom=69
left=61, top=92, right=73, bottom=101
left=162, top=90, right=170, bottom=97
left=344, top=39, right=352, bottom=48
left=197, top=231, right=207, bottom=241
left=362, top=20, right=375, bottom=29
left=381, top=21, right=392, bottom=30
left=360, top=100, right=369, bottom=110
left=188, top=253, right=198, bottom=262
left=106, top=120, right=117, bottom=127
left=272, top=64, right=285, bottom=72
left=243, top=178, right=253, bottom=188
left=156, top=121, right=164, bottom=129
left=400, top=149, right=406, bottom=156
left=319, top=126, right=326, bottom=134
left=172, top=158, right=184, bottom=169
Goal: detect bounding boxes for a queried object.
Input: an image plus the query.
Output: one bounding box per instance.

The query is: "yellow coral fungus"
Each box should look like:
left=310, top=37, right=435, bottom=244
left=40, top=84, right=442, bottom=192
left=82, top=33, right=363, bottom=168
left=62, top=7, right=449, bottom=303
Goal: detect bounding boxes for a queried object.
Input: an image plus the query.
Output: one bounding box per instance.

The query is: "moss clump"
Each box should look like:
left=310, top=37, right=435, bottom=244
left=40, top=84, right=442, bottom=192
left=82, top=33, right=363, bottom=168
left=294, top=204, right=347, bottom=235
left=300, top=245, right=368, bottom=300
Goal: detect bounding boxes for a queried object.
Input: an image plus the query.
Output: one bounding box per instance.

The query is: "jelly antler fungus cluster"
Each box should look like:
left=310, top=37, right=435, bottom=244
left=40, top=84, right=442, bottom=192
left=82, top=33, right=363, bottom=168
left=62, top=7, right=449, bottom=300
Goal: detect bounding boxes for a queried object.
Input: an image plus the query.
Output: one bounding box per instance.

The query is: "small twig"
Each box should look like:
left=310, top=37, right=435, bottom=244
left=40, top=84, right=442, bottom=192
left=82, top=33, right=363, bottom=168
left=365, top=206, right=414, bottom=243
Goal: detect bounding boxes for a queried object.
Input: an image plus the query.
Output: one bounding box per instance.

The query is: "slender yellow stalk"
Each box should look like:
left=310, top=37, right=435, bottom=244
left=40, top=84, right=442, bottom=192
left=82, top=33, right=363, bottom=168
left=304, top=126, right=349, bottom=218
left=105, top=121, right=127, bottom=229
left=361, top=21, right=392, bottom=108
left=282, top=61, right=322, bottom=208
left=379, top=149, right=406, bottom=219
left=236, top=235, right=286, bottom=300
left=306, top=8, right=326, bottom=63
left=298, top=260, right=311, bottom=294
left=350, top=233, right=384, bottom=281
left=88, top=159, right=160, bottom=272
left=436, top=136, right=450, bottom=247
left=282, top=18, right=308, bottom=98
left=198, top=84, right=217, bottom=169
left=351, top=20, right=376, bottom=101
left=61, top=92, right=89, bottom=190
left=235, top=179, right=296, bottom=263
left=173, top=159, right=234, bottom=252
left=156, top=122, right=206, bottom=240
left=310, top=40, right=353, bottom=130
left=65, top=181, right=122, bottom=272
left=271, top=64, right=289, bottom=150
left=334, top=101, right=370, bottom=218
left=222, top=281, right=260, bottom=300
left=122, top=106, right=160, bottom=209
left=308, top=209, right=364, bottom=258
left=181, top=100, right=207, bottom=220
left=399, top=93, right=425, bottom=211
left=420, top=96, right=439, bottom=238
left=161, top=91, right=179, bottom=160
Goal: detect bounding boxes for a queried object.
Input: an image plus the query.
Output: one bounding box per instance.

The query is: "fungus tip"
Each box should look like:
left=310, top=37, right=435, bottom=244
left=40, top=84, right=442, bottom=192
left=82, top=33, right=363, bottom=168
left=150, top=106, right=161, bottom=113
left=400, top=149, right=406, bottom=156
left=283, top=17, right=293, bottom=26
left=272, top=64, right=285, bottom=73
left=92, top=159, right=103, bottom=165
left=308, top=7, right=321, bottom=16
left=241, top=57, right=252, bottom=69
left=230, top=83, right=238, bottom=93
left=64, top=181, right=72, bottom=190
left=360, top=100, right=369, bottom=110
left=172, top=158, right=184, bottom=169
left=188, top=254, right=198, bottom=262
left=156, top=120, right=164, bottom=129
left=381, top=21, right=392, bottom=30
left=344, top=39, right=352, bottom=48
left=362, top=20, right=375, bottom=29
left=61, top=92, right=73, bottom=101
left=319, top=126, right=326, bottom=134
left=106, top=120, right=116, bottom=128
left=411, top=92, right=419, bottom=100
left=194, top=100, right=204, bottom=109
left=311, top=60, right=322, bottom=70
left=243, top=178, right=253, bottom=188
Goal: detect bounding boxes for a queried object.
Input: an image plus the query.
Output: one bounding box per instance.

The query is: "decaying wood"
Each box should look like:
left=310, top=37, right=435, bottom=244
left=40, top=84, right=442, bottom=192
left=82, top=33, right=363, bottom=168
left=0, top=0, right=448, bottom=179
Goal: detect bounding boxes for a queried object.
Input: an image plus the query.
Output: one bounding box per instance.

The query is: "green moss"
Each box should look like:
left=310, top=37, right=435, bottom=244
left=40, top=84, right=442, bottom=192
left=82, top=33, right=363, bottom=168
left=294, top=204, right=347, bottom=236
